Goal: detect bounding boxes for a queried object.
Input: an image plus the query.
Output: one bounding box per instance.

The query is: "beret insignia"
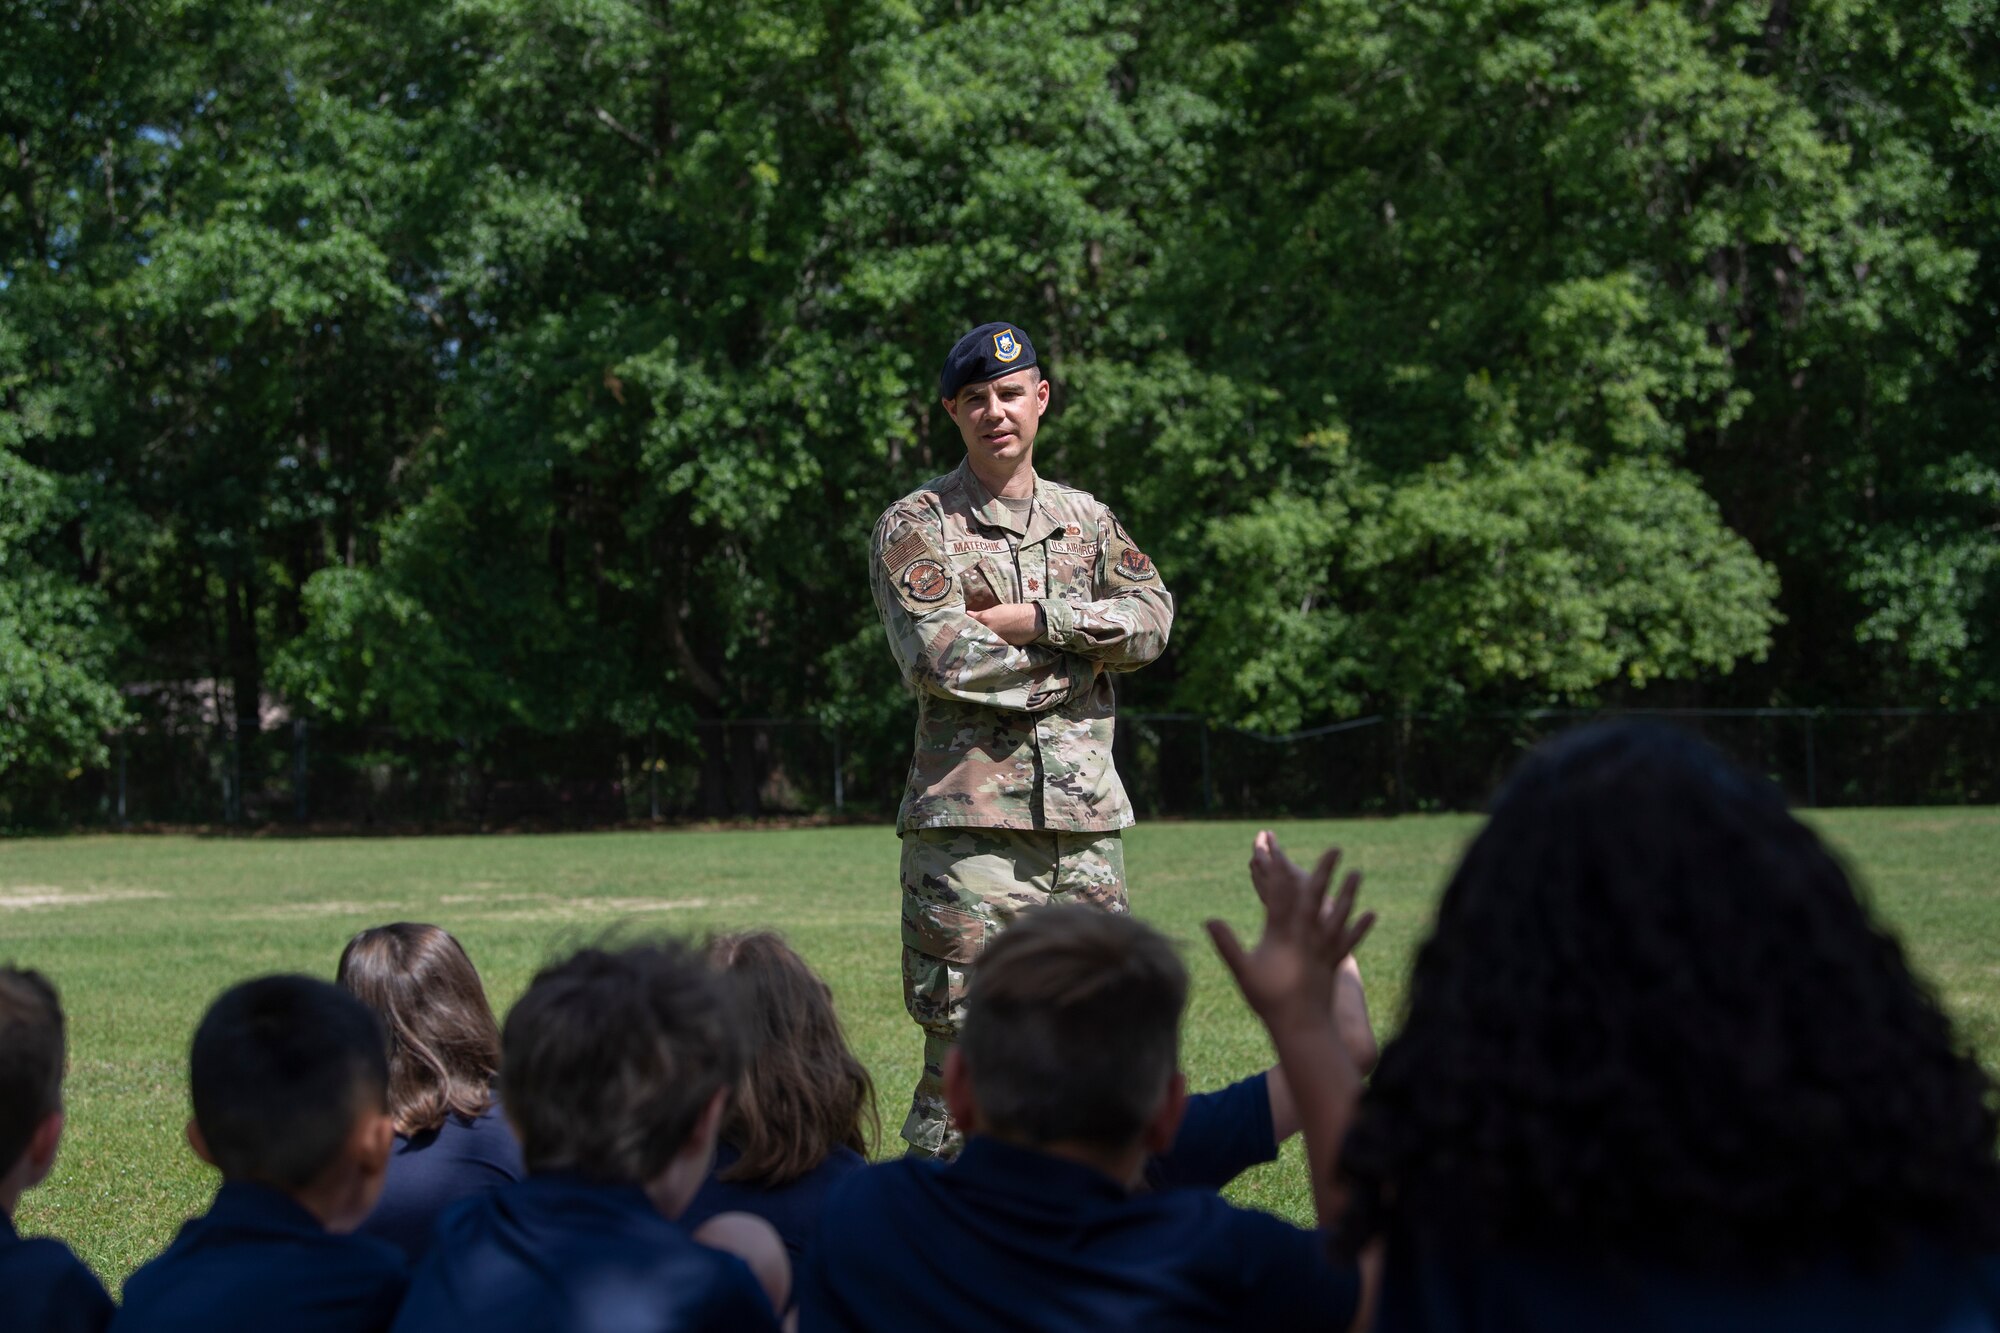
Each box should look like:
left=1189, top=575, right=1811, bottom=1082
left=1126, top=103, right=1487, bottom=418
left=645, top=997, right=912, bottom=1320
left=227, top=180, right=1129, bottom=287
left=902, top=559, right=952, bottom=603
left=940, top=321, right=1039, bottom=399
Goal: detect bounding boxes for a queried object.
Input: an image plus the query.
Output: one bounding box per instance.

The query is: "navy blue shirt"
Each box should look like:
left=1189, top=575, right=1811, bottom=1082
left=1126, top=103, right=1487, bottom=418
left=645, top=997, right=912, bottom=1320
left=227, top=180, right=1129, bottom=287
left=679, top=1141, right=865, bottom=1266
left=799, top=1135, right=1359, bottom=1332
left=392, top=1172, right=780, bottom=1333
left=1147, top=1071, right=1277, bottom=1192
left=1, top=1210, right=114, bottom=1333
left=358, top=1102, right=525, bottom=1261
left=112, top=1181, right=407, bottom=1333
left=1376, top=1234, right=2000, bottom=1332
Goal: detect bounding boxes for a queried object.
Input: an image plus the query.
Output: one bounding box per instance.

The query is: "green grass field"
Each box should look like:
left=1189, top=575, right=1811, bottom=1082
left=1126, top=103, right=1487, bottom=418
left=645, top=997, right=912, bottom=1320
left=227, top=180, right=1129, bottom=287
left=8, top=810, right=2000, bottom=1290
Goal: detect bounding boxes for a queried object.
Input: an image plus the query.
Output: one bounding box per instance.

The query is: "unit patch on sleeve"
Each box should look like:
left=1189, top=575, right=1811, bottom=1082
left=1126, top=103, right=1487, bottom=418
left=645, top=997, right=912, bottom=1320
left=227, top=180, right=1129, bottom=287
left=1115, top=547, right=1156, bottom=582
left=901, top=559, right=952, bottom=604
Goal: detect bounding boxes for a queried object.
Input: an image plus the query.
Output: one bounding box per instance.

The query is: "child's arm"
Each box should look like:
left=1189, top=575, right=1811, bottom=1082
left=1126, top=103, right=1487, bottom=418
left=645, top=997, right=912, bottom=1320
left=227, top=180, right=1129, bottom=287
left=1265, top=954, right=1378, bottom=1143
left=693, top=1211, right=790, bottom=1320
left=1206, top=832, right=1375, bottom=1233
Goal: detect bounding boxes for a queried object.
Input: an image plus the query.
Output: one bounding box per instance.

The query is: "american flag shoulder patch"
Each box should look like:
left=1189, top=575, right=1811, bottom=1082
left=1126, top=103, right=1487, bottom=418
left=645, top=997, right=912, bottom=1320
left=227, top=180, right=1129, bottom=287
left=882, top=530, right=929, bottom=573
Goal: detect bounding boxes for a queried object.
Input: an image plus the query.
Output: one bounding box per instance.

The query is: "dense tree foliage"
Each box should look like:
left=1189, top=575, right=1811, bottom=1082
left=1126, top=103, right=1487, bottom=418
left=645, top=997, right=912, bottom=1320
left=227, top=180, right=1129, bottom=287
left=3, top=0, right=1996, bottom=816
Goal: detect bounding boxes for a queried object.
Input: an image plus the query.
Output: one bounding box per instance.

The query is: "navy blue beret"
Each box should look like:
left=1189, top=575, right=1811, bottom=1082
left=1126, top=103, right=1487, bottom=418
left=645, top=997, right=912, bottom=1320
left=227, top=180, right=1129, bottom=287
left=938, top=322, right=1039, bottom=399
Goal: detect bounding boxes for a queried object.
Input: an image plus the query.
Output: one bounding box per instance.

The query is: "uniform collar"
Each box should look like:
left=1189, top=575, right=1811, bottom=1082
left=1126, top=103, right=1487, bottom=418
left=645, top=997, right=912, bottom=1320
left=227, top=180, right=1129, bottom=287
left=948, top=1136, right=1132, bottom=1206
left=517, top=1171, right=670, bottom=1224
left=208, top=1180, right=332, bottom=1236
left=955, top=459, right=1063, bottom=547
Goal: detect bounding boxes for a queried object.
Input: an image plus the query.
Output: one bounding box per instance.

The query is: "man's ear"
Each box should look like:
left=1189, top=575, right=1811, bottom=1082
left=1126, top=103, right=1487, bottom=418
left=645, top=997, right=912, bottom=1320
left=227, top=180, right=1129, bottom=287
left=1139, top=1071, right=1188, bottom=1157
left=941, top=394, right=960, bottom=425
left=942, top=1046, right=982, bottom=1137
left=185, top=1117, right=217, bottom=1168
left=1033, top=373, right=1051, bottom=417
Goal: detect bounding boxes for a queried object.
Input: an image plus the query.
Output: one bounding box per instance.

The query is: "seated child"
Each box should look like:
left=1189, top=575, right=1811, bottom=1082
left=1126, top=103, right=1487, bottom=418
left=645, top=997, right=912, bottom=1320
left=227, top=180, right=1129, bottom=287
left=679, top=931, right=875, bottom=1267
left=799, top=904, right=1369, bottom=1332
left=113, top=975, right=407, bottom=1333
left=1336, top=722, right=2000, bottom=1331
left=0, top=966, right=114, bottom=1333
left=337, top=923, right=524, bottom=1260
left=392, top=940, right=785, bottom=1332
left=677, top=927, right=1377, bottom=1267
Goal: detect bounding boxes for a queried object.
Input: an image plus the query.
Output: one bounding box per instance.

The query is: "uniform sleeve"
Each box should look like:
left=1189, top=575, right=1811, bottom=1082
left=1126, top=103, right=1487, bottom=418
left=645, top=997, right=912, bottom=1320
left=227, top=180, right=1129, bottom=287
left=1145, top=1072, right=1279, bottom=1192
left=1036, top=507, right=1174, bottom=670
left=872, top=509, right=1093, bottom=714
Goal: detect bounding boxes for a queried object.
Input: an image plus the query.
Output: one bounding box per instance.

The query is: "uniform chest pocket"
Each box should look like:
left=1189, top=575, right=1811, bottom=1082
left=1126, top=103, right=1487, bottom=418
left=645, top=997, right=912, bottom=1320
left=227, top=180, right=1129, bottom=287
left=950, top=551, right=1014, bottom=610
left=1046, top=541, right=1100, bottom=600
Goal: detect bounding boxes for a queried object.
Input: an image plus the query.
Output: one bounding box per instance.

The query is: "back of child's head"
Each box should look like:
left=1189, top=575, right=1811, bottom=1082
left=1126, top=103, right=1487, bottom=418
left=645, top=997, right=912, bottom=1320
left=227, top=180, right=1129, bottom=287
left=707, top=931, right=876, bottom=1185
left=1341, top=720, right=2000, bottom=1271
left=190, top=975, right=389, bottom=1189
left=501, top=938, right=745, bottom=1184
left=961, top=906, right=1187, bottom=1151
left=338, top=922, right=501, bottom=1136
left=0, top=966, right=65, bottom=1172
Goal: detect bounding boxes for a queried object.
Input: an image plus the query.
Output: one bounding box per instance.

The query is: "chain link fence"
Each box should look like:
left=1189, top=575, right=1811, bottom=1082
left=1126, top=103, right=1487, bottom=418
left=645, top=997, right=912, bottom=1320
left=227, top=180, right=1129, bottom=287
left=60, top=695, right=2000, bottom=831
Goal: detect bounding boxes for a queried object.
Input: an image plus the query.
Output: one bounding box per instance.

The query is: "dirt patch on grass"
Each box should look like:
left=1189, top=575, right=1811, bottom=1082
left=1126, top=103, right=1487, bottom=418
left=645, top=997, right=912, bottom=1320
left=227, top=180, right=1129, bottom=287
left=480, top=895, right=746, bottom=923
left=0, top=886, right=168, bottom=910
left=437, top=889, right=536, bottom=904
left=231, top=900, right=405, bottom=920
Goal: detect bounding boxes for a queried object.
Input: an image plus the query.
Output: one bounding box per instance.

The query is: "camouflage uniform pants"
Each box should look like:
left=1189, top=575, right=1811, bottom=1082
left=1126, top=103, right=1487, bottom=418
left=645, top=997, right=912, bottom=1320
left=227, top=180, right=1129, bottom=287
left=899, top=826, right=1127, bottom=1156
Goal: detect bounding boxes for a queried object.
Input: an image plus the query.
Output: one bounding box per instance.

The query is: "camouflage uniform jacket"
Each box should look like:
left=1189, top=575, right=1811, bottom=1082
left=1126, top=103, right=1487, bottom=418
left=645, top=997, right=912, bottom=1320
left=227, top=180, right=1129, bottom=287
left=870, top=459, right=1174, bottom=833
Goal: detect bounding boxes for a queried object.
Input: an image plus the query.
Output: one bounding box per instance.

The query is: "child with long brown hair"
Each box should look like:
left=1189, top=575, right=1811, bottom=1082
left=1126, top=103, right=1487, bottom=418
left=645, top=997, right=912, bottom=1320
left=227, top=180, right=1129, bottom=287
left=679, top=931, right=877, bottom=1265
left=336, top=922, right=523, bottom=1260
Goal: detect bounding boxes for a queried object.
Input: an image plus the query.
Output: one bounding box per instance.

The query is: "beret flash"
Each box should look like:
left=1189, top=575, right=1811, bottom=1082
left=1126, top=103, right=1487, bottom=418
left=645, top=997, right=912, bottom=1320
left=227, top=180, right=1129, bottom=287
left=938, top=322, right=1039, bottom=400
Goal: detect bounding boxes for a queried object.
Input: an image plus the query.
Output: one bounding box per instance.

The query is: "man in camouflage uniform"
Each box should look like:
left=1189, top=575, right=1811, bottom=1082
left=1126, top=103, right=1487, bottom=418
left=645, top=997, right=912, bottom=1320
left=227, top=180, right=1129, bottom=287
left=869, top=321, right=1174, bottom=1155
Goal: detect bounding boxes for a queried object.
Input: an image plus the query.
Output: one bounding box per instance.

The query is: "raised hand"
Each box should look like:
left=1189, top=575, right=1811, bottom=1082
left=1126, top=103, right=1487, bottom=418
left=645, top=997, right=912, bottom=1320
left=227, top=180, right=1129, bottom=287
left=1208, top=831, right=1379, bottom=1241
left=1209, top=831, right=1376, bottom=1035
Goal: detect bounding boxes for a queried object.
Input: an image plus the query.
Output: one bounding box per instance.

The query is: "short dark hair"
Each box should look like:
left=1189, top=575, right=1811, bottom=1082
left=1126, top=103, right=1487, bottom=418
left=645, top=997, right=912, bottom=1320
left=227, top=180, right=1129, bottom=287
left=190, top=975, right=389, bottom=1190
left=501, top=939, right=746, bottom=1183
left=961, top=907, right=1187, bottom=1151
left=338, top=923, right=502, bottom=1136
left=0, top=967, right=65, bottom=1170
left=1340, top=722, right=2000, bottom=1271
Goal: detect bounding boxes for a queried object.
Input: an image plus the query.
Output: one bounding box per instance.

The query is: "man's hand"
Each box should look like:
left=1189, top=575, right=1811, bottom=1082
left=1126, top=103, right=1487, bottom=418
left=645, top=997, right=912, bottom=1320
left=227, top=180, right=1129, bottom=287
left=1209, top=831, right=1375, bottom=1036
left=968, top=602, right=1042, bottom=646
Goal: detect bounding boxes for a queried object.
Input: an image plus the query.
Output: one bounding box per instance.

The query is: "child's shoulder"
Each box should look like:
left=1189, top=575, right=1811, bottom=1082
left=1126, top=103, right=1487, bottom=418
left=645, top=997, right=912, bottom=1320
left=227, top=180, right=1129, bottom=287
left=0, top=1232, right=113, bottom=1317
left=812, top=1155, right=943, bottom=1232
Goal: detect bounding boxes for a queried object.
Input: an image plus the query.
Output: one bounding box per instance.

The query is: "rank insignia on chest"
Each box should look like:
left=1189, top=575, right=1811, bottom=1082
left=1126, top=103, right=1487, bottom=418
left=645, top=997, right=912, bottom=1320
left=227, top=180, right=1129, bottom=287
left=1065, top=523, right=1081, bottom=536
left=902, top=559, right=952, bottom=603
left=1116, top=547, right=1156, bottom=582
left=993, top=328, right=1023, bottom=363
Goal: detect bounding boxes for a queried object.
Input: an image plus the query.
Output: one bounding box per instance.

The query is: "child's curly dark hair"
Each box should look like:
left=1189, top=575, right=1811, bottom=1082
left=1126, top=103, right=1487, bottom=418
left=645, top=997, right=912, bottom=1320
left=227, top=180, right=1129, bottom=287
left=1338, top=722, right=2000, bottom=1272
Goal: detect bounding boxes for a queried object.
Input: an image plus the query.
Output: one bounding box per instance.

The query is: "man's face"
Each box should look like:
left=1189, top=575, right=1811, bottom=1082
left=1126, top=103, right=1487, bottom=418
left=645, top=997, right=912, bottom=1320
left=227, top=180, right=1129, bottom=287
left=944, top=368, right=1050, bottom=471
